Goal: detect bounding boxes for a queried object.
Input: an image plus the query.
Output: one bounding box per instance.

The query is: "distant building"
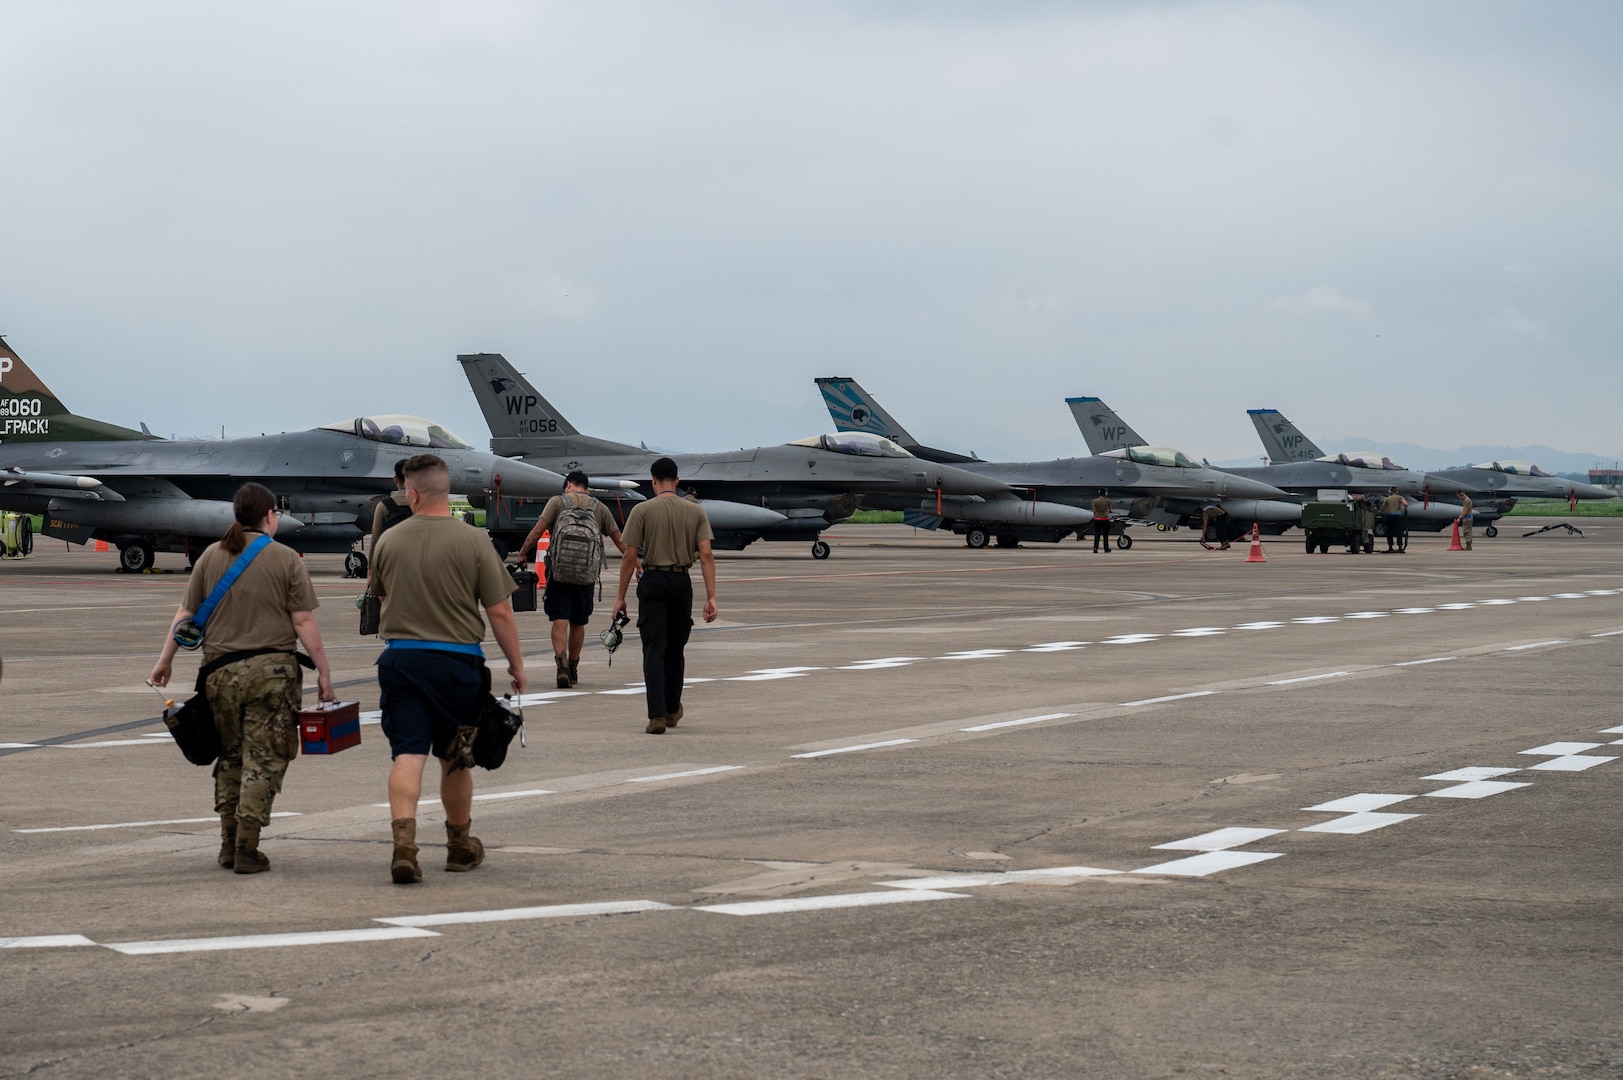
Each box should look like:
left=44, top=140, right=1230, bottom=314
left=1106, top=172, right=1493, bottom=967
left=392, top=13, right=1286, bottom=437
left=1589, top=462, right=1622, bottom=493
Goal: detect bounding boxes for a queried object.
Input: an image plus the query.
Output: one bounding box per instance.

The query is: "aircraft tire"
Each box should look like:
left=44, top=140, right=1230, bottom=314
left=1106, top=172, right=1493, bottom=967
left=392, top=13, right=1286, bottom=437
left=119, top=540, right=156, bottom=574
left=18, top=515, right=31, bottom=557
left=1484, top=524, right=1498, bottom=538
left=965, top=528, right=989, bottom=550
left=345, top=551, right=369, bottom=578
left=1373, top=519, right=1386, bottom=536
left=810, top=539, right=831, bottom=560
left=1116, top=533, right=1133, bottom=550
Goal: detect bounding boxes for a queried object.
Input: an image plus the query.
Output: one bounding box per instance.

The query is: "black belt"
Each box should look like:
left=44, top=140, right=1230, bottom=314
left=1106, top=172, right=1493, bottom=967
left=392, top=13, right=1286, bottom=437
left=643, top=565, right=688, bottom=572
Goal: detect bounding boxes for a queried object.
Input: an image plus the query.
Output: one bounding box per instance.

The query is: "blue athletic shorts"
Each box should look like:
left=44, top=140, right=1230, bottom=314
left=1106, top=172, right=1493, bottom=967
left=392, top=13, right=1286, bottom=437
left=377, top=649, right=486, bottom=760
left=542, top=581, right=595, bottom=625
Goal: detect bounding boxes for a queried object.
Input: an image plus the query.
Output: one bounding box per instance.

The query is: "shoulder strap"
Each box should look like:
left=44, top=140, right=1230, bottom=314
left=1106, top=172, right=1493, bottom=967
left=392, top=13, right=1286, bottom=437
left=194, top=534, right=274, bottom=631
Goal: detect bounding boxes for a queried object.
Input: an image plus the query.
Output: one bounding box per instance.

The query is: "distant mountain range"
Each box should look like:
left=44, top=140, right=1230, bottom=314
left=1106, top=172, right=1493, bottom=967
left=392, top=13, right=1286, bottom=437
left=1214, top=442, right=1618, bottom=477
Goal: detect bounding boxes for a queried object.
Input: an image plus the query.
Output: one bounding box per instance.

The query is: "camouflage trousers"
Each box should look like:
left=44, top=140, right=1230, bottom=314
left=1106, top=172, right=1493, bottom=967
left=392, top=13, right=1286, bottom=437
left=206, top=653, right=302, bottom=830
left=1460, top=517, right=1474, bottom=548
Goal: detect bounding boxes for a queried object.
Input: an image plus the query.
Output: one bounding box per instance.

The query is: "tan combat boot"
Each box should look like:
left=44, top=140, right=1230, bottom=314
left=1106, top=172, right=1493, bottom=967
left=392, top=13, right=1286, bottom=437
left=391, top=817, right=421, bottom=884
left=218, top=817, right=237, bottom=869
left=567, top=657, right=579, bottom=687
left=445, top=821, right=485, bottom=872
left=233, top=826, right=270, bottom=874
left=555, top=653, right=570, bottom=690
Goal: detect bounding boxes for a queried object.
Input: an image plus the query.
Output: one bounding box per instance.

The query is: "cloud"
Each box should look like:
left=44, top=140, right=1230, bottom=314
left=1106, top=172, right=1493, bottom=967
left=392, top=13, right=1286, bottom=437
left=1272, top=286, right=1375, bottom=317
left=1489, top=304, right=1552, bottom=340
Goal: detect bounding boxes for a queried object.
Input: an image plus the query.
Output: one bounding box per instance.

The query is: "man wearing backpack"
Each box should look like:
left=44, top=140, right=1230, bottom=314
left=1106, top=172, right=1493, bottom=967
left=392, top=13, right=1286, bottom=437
left=518, top=470, right=629, bottom=688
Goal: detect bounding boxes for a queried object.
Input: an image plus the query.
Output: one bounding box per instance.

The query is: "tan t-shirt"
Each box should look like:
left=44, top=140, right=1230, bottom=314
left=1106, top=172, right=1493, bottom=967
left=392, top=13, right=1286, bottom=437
left=539, top=492, right=619, bottom=536
left=370, top=491, right=410, bottom=548
left=1091, top=496, right=1112, bottom=520
left=1380, top=494, right=1406, bottom=514
left=621, top=494, right=713, bottom=569
left=372, top=515, right=517, bottom=644
left=182, top=535, right=319, bottom=662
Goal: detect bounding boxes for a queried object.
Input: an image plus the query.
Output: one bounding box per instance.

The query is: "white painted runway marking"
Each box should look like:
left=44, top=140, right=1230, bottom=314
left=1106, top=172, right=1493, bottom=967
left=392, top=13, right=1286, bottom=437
left=1171, top=627, right=1226, bottom=637
left=876, top=867, right=1121, bottom=890
left=15, top=811, right=300, bottom=834
left=1344, top=611, right=1389, bottom=619
left=1592, top=630, right=1623, bottom=638
left=1102, top=633, right=1161, bottom=645
left=0, top=743, right=41, bottom=749
left=1021, top=641, right=1088, bottom=652
left=1601, top=725, right=1623, bottom=735
left=1422, top=780, right=1532, bottom=799
left=1478, top=599, right=1518, bottom=606
left=1517, top=596, right=1550, bottom=602
left=1504, top=640, right=1566, bottom=651
left=791, top=739, right=916, bottom=759
left=1526, top=755, right=1616, bottom=772
left=1299, top=812, right=1419, bottom=834
left=1520, top=742, right=1603, bottom=756
left=1585, top=590, right=1617, bottom=595
left=54, top=739, right=167, bottom=748
left=697, top=890, right=967, bottom=916
left=1303, top=793, right=1415, bottom=813
left=371, top=790, right=554, bottom=809
left=1552, top=593, right=1588, bottom=600
left=1122, top=691, right=1215, bottom=707
left=1395, top=656, right=1457, bottom=666
left=727, top=667, right=825, bottom=681
left=1421, top=767, right=1520, bottom=781
left=960, top=712, right=1073, bottom=732
left=1267, top=671, right=1349, bottom=686
left=627, top=766, right=744, bottom=783
left=1436, top=603, right=1476, bottom=611
left=838, top=657, right=924, bottom=670
left=1131, top=851, right=1283, bottom=877
left=599, top=684, right=648, bottom=695
left=934, top=649, right=1013, bottom=661
left=1292, top=616, right=1339, bottom=624
left=104, top=926, right=440, bottom=955
left=1153, top=827, right=1285, bottom=852
left=1393, top=607, right=1436, bottom=614
left=376, top=900, right=672, bottom=927
left=1233, top=621, right=1284, bottom=630
left=1, top=935, right=97, bottom=948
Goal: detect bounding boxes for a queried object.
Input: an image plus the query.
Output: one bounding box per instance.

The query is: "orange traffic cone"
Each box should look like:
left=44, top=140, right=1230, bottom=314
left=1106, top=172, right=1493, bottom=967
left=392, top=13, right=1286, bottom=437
left=536, top=531, right=549, bottom=586
left=93, top=539, right=109, bottom=552
left=1447, top=520, right=1463, bottom=551
left=1245, top=523, right=1266, bottom=563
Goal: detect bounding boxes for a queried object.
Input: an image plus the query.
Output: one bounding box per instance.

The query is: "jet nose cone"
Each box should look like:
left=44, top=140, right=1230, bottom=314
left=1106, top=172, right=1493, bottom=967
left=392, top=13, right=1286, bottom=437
left=493, top=458, right=567, bottom=498
left=934, top=464, right=1009, bottom=497
left=1225, top=473, right=1290, bottom=501
left=1576, top=482, right=1618, bottom=501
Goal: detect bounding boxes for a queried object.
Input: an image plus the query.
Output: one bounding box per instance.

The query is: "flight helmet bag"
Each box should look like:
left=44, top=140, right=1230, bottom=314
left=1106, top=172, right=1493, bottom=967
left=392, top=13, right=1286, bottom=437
left=547, top=495, right=604, bottom=585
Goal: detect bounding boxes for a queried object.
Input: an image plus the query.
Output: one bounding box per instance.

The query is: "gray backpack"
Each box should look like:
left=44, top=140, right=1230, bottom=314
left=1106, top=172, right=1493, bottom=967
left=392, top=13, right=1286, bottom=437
left=547, top=496, right=604, bottom=585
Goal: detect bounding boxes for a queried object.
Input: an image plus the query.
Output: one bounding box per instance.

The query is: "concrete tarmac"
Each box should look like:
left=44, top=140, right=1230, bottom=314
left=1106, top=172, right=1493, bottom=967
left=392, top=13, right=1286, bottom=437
left=2, top=522, right=1620, bottom=1078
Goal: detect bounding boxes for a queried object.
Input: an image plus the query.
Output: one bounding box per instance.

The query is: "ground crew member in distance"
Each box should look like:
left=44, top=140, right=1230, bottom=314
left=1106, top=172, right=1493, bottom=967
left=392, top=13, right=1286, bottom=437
left=371, top=454, right=527, bottom=884
left=1380, top=487, right=1408, bottom=552
left=370, top=458, right=411, bottom=553
left=150, top=482, right=335, bottom=874
left=1090, top=490, right=1113, bottom=553
left=517, top=470, right=629, bottom=689
left=611, top=457, right=717, bottom=734
left=1456, top=490, right=1474, bottom=550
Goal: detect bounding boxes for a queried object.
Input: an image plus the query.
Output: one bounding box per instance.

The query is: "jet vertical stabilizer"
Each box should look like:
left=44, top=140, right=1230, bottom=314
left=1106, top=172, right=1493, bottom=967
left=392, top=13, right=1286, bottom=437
left=458, top=352, right=641, bottom=458
left=814, top=376, right=977, bottom=464
left=0, top=337, right=156, bottom=443
left=1248, top=409, right=1323, bottom=463
left=1066, top=397, right=1147, bottom=456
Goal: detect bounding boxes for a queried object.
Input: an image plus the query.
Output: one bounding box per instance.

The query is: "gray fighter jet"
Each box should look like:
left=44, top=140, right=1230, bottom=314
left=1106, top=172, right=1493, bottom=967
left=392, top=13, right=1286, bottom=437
left=0, top=338, right=567, bottom=572
left=460, top=353, right=1013, bottom=558
left=1250, top=408, right=1615, bottom=529
left=815, top=378, right=1290, bottom=548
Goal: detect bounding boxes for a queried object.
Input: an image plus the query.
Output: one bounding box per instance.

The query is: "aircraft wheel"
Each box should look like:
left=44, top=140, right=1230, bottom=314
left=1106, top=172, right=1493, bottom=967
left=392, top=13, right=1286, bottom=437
left=965, top=528, right=989, bottom=550
left=1484, top=524, right=1498, bottom=538
left=119, top=540, right=156, bottom=573
left=1116, top=533, right=1133, bottom=550
left=810, top=539, right=831, bottom=560
left=1156, top=524, right=1170, bottom=532
left=1373, top=519, right=1386, bottom=536
left=345, top=551, right=369, bottom=578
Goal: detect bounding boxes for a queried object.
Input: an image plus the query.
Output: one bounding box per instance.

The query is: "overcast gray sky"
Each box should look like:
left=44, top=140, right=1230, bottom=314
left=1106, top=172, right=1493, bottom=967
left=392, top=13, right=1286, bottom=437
left=2, top=1, right=1619, bottom=464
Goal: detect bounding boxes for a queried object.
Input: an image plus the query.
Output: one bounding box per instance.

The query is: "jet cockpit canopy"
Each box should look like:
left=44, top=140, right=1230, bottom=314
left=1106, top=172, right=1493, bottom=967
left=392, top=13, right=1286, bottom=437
left=1102, top=446, right=1200, bottom=469
left=1469, top=459, right=1552, bottom=477
left=1320, top=451, right=1406, bottom=471
left=791, top=432, right=914, bottom=458
left=321, top=414, right=473, bottom=450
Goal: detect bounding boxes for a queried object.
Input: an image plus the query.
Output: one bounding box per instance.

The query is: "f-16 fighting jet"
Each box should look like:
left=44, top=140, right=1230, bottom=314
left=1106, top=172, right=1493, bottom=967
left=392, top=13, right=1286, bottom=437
left=0, top=337, right=567, bottom=572
left=460, top=353, right=1012, bottom=559
left=815, top=378, right=1290, bottom=549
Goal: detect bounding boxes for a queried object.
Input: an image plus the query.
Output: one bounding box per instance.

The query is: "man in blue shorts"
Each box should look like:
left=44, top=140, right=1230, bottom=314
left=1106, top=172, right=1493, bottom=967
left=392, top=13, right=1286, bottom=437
left=371, top=454, right=527, bottom=884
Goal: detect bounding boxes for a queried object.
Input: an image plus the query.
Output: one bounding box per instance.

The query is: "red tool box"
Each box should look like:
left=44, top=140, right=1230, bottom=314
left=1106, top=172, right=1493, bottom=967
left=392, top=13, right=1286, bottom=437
left=299, top=701, right=361, bottom=755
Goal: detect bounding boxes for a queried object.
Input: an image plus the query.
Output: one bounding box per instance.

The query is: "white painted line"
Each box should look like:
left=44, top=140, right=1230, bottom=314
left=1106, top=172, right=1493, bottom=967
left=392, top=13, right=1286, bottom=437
left=1171, top=627, right=1226, bottom=637
left=728, top=667, right=825, bottom=681
left=1520, top=742, right=1603, bottom=756
left=697, top=890, right=968, bottom=916
left=377, top=900, right=673, bottom=927
left=1131, top=851, right=1283, bottom=877
left=1233, top=621, right=1284, bottom=630
left=1022, top=641, right=1088, bottom=652
left=961, top=712, right=1073, bottom=732
left=1602, top=725, right=1623, bottom=735
left=1591, top=630, right=1623, bottom=638
left=54, top=739, right=168, bottom=748
left=1, top=935, right=97, bottom=948
left=0, top=743, right=41, bottom=749
left=1393, top=607, right=1435, bottom=615
left=1267, top=671, right=1349, bottom=686
left=876, top=867, right=1121, bottom=890
left=1517, top=596, right=1549, bottom=602
left=626, top=766, right=745, bottom=783
left=141, top=732, right=172, bottom=738
left=1436, top=603, right=1476, bottom=611
left=1299, top=812, right=1419, bottom=835
left=1421, top=780, right=1532, bottom=799
left=1292, top=616, right=1339, bottom=624
left=1504, top=640, right=1566, bottom=652
left=791, top=739, right=916, bottom=759
left=1153, top=827, right=1285, bottom=852
left=472, top=789, right=556, bottom=801
left=1526, top=755, right=1617, bottom=772
left=15, top=811, right=300, bottom=835
left=1121, top=691, right=1216, bottom=708
left=1394, top=657, right=1457, bottom=667
left=682, top=678, right=715, bottom=685
left=1477, top=599, right=1518, bottom=606
left=934, top=650, right=1013, bottom=661
left=1552, top=593, right=1587, bottom=600
left=1344, top=611, right=1389, bottom=619
left=1101, top=634, right=1161, bottom=645
left=598, top=685, right=648, bottom=695
left=1422, top=767, right=1521, bottom=781
left=837, top=657, right=924, bottom=670
left=104, top=926, right=440, bottom=955
left=1585, top=590, right=1617, bottom=596
left=518, top=691, right=588, bottom=704
left=1303, top=793, right=1415, bottom=813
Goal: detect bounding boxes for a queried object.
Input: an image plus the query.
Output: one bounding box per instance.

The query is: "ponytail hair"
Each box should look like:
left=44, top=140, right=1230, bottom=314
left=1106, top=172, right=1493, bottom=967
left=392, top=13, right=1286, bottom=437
left=222, top=482, right=277, bottom=554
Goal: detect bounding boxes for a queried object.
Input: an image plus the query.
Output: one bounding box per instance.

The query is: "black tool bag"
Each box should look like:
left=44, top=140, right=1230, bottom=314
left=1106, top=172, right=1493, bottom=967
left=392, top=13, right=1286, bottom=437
left=507, top=564, right=539, bottom=613
left=164, top=649, right=317, bottom=766
left=359, top=592, right=382, bottom=636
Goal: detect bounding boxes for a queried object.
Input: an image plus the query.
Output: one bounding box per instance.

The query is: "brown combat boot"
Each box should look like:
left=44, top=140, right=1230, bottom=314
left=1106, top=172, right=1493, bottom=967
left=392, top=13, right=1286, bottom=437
left=567, top=657, right=579, bottom=687
left=233, top=826, right=270, bottom=874
left=391, top=817, right=421, bottom=884
left=445, top=821, right=485, bottom=872
left=218, top=817, right=237, bottom=869
left=645, top=716, right=666, bottom=734
left=555, top=652, right=570, bottom=690
left=665, top=704, right=683, bottom=729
